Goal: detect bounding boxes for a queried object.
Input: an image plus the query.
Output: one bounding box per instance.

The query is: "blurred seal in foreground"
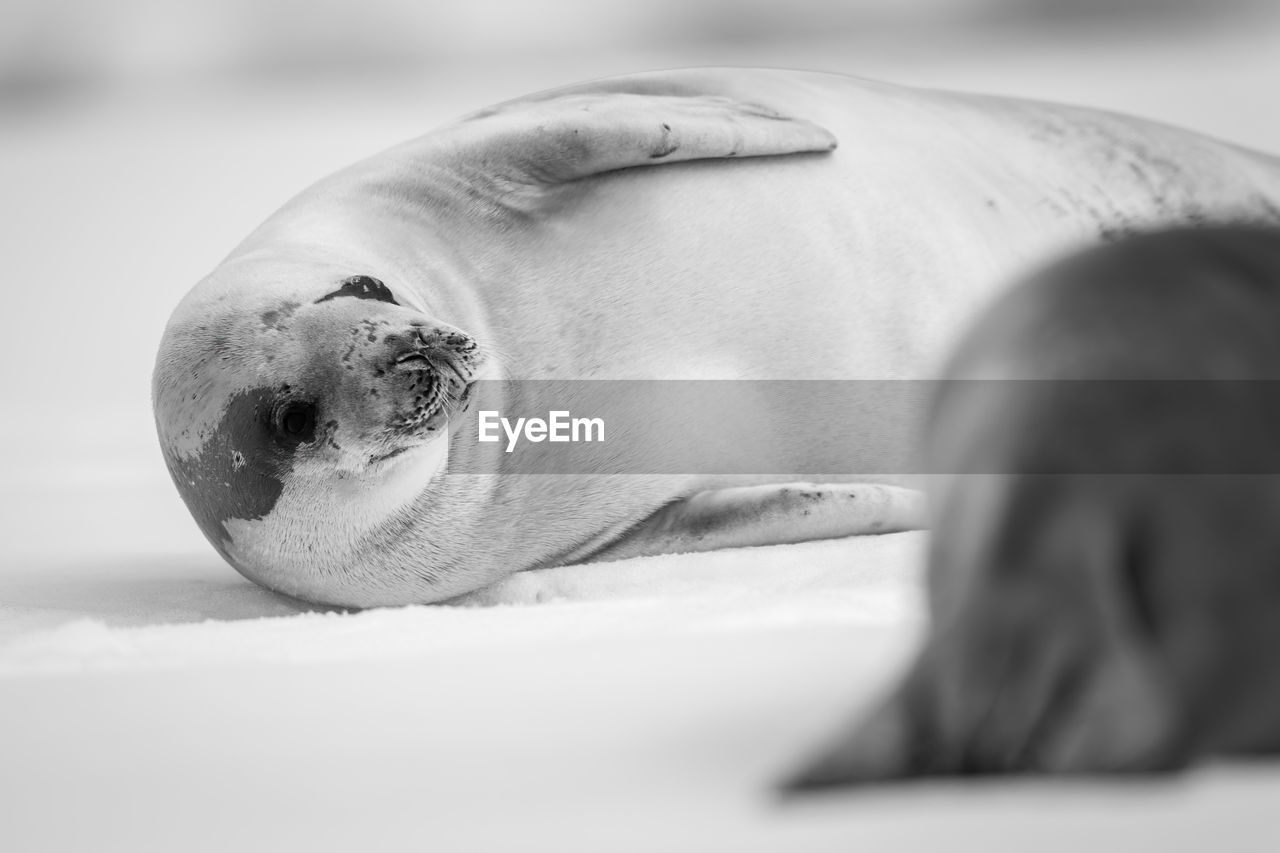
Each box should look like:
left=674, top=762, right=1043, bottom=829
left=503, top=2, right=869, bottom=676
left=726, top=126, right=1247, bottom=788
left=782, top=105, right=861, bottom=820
left=786, top=226, right=1280, bottom=788
left=152, top=68, right=1280, bottom=607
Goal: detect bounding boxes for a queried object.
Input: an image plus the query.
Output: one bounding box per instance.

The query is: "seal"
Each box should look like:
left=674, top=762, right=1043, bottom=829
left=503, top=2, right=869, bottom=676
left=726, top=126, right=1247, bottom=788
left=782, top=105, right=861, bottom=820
left=784, top=226, right=1280, bottom=788
left=153, top=68, right=1280, bottom=607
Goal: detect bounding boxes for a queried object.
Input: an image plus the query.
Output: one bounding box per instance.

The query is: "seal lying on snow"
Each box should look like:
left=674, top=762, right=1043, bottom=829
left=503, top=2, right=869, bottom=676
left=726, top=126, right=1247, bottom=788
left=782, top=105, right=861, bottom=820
left=787, top=226, right=1280, bottom=787
left=152, top=68, right=1280, bottom=607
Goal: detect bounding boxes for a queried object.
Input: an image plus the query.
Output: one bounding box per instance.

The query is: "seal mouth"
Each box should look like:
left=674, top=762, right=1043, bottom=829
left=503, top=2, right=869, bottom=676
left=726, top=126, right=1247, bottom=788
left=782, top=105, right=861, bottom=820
left=378, top=324, right=483, bottom=456
left=369, top=445, right=412, bottom=465
left=389, top=370, right=475, bottom=430
left=365, top=431, right=449, bottom=470
left=365, top=378, right=469, bottom=470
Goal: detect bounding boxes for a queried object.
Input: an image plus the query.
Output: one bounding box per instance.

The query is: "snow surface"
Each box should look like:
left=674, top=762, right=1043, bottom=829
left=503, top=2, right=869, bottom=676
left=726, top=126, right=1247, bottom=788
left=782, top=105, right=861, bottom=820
left=5, top=20, right=1280, bottom=852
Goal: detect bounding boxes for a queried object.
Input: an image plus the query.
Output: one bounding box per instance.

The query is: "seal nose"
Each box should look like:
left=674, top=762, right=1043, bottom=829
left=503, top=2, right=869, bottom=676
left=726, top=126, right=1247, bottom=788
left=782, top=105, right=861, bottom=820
left=389, top=325, right=480, bottom=372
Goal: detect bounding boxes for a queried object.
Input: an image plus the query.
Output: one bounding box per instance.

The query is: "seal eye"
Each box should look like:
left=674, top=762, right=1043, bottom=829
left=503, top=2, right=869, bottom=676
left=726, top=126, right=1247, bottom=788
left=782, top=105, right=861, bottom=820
left=276, top=402, right=317, bottom=443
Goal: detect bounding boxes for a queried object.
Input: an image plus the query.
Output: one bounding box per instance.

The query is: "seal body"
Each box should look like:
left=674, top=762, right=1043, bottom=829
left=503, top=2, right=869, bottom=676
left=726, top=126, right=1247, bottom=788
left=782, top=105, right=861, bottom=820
left=153, top=68, right=1280, bottom=607
left=786, top=226, right=1280, bottom=787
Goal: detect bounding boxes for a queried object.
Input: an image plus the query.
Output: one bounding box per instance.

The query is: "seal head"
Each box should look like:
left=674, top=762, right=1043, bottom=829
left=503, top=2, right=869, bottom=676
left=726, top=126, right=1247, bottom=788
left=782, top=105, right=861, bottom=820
left=153, top=256, right=483, bottom=600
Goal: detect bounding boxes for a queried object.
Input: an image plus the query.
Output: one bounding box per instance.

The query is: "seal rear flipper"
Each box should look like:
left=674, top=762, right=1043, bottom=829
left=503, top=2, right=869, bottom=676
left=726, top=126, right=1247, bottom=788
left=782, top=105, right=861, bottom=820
left=436, top=92, right=837, bottom=189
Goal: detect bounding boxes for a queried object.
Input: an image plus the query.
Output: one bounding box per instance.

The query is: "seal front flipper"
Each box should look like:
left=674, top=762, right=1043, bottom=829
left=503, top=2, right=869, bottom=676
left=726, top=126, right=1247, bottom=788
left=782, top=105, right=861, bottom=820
left=579, top=483, right=925, bottom=564
left=435, top=92, right=837, bottom=188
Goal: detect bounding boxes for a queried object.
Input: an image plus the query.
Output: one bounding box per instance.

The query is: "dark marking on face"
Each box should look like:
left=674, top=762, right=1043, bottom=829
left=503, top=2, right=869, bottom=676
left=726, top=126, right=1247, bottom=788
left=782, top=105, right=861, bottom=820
left=162, top=386, right=312, bottom=562
left=260, top=300, right=301, bottom=330
left=315, top=275, right=399, bottom=306
left=358, top=318, right=390, bottom=346
left=323, top=419, right=342, bottom=452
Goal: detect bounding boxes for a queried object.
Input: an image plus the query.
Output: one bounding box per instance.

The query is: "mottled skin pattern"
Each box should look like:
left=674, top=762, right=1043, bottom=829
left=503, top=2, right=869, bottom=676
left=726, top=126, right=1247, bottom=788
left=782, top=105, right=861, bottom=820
left=787, top=227, right=1280, bottom=789
left=152, top=68, right=1280, bottom=607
